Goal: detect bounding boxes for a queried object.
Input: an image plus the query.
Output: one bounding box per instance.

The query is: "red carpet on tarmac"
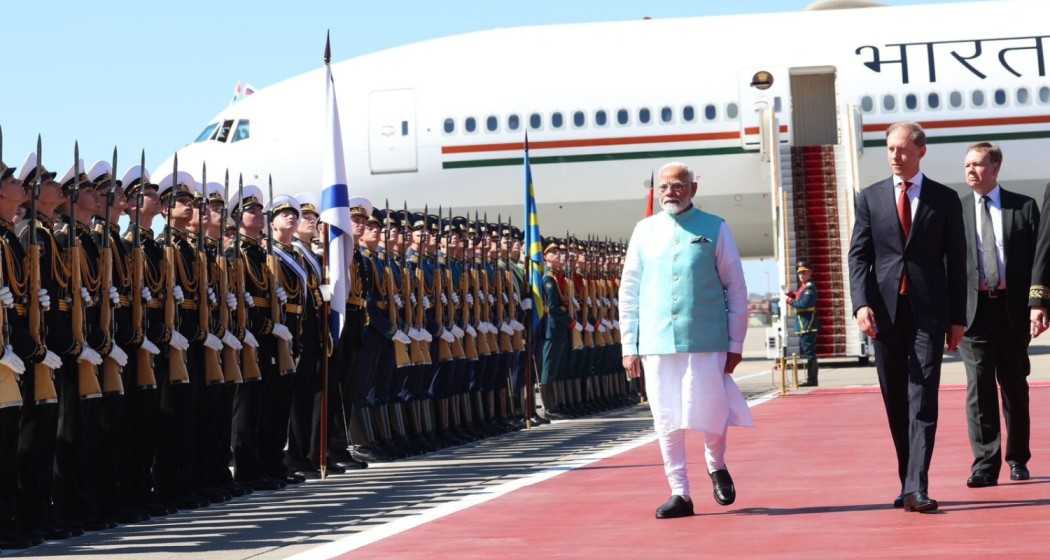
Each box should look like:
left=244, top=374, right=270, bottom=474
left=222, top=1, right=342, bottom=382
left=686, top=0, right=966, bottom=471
left=347, top=383, right=1050, bottom=560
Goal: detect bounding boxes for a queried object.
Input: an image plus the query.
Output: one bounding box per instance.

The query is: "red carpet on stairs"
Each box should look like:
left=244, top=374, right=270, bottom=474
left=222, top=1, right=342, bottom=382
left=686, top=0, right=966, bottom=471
left=347, top=384, right=1050, bottom=560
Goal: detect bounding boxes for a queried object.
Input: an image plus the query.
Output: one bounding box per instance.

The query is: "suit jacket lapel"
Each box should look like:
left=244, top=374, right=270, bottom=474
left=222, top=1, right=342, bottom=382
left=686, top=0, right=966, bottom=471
left=879, top=179, right=904, bottom=250
left=1001, top=188, right=1014, bottom=267
left=961, top=192, right=976, bottom=253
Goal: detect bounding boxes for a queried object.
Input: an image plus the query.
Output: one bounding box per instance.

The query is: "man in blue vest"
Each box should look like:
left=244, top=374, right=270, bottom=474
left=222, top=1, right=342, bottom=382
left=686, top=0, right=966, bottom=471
left=620, top=162, right=751, bottom=519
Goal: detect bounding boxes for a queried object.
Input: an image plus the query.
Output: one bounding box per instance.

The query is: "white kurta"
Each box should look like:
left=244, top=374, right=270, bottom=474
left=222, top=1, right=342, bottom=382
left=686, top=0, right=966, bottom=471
left=643, top=353, right=753, bottom=436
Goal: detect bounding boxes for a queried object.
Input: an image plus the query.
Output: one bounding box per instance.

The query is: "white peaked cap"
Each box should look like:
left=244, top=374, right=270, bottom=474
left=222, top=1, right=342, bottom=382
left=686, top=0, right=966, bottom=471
left=16, top=152, right=56, bottom=183
left=85, top=160, right=114, bottom=184
left=58, top=159, right=87, bottom=186
left=204, top=182, right=225, bottom=202
left=269, top=193, right=301, bottom=215
left=121, top=165, right=151, bottom=188
left=347, top=196, right=373, bottom=216
left=294, top=191, right=320, bottom=213
left=156, top=171, right=199, bottom=197
left=230, top=184, right=264, bottom=209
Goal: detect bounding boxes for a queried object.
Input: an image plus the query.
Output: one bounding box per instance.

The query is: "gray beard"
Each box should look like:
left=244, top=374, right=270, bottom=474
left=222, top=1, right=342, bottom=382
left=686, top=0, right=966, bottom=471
left=661, top=200, right=689, bottom=214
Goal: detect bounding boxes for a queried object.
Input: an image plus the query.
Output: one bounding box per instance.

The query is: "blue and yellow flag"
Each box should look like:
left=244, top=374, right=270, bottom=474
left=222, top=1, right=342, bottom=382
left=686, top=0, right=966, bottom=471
left=522, top=134, right=545, bottom=328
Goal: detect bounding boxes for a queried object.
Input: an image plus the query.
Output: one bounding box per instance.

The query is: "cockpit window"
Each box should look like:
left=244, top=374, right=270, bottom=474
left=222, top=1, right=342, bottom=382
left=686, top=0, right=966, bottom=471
left=195, top=123, right=218, bottom=143
left=232, top=120, right=251, bottom=142
left=214, top=120, right=235, bottom=143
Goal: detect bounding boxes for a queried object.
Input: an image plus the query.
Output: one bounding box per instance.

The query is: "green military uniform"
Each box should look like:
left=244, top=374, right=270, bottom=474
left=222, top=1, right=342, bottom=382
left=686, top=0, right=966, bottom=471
left=791, top=262, right=819, bottom=386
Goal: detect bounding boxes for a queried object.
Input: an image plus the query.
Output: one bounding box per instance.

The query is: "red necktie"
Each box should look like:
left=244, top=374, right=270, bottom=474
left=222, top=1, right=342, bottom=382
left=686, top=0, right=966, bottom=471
left=897, top=182, right=911, bottom=295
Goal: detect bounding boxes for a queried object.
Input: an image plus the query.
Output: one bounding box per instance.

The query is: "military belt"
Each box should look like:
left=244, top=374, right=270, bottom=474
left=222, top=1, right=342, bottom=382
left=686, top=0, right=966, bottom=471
left=284, top=303, right=302, bottom=314
left=179, top=301, right=197, bottom=310
left=252, top=296, right=269, bottom=308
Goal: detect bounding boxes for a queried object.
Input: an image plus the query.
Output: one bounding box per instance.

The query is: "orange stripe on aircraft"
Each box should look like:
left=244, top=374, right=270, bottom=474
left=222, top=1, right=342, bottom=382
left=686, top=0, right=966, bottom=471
left=743, top=124, right=790, bottom=136
left=863, top=114, right=1050, bottom=133
left=441, top=130, right=747, bottom=155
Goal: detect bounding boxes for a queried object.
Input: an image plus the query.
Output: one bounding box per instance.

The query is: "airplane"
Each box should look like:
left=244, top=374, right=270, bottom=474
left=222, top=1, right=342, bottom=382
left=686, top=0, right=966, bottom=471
left=159, top=0, right=1050, bottom=358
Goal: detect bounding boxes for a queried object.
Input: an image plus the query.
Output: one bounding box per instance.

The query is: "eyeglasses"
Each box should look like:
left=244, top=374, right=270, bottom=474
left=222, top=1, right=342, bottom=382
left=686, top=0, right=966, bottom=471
left=657, top=183, right=690, bottom=193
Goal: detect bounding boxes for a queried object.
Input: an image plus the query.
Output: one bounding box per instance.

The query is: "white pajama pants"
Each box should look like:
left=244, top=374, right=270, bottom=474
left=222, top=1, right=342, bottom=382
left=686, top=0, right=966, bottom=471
left=643, top=352, right=753, bottom=498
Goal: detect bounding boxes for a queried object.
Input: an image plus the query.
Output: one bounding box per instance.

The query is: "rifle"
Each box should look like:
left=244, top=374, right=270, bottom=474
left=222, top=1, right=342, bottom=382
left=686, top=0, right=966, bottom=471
left=163, top=154, right=190, bottom=384
left=234, top=175, right=261, bottom=381
left=27, top=137, right=57, bottom=403
left=470, top=212, right=490, bottom=356
left=130, top=151, right=156, bottom=388
left=565, top=233, right=584, bottom=351
left=480, top=213, right=497, bottom=353
left=459, top=211, right=478, bottom=361
left=383, top=199, right=410, bottom=368
left=219, top=170, right=242, bottom=384
left=266, top=175, right=295, bottom=375
left=70, top=143, right=102, bottom=399
left=413, top=206, right=431, bottom=366
left=199, top=164, right=223, bottom=384
left=433, top=207, right=453, bottom=362
left=444, top=208, right=466, bottom=360
left=100, top=147, right=124, bottom=395
left=506, top=217, right=526, bottom=352
left=403, top=202, right=428, bottom=366
left=495, top=215, right=513, bottom=353
left=0, top=127, right=20, bottom=408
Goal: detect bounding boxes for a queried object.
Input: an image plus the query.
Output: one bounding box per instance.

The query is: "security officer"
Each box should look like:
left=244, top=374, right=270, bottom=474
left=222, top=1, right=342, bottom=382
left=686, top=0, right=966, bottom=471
left=786, top=261, right=819, bottom=386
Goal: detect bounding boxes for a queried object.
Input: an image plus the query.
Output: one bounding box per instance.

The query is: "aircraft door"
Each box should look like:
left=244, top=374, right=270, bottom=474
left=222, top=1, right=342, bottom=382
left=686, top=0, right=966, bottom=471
left=737, top=66, right=791, bottom=151
left=369, top=89, right=418, bottom=174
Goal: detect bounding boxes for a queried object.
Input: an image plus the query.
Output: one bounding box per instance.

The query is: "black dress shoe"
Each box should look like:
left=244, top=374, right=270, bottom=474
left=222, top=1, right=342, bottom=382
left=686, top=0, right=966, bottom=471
left=285, top=472, right=307, bottom=484
left=655, top=495, right=694, bottom=519
left=710, top=468, right=736, bottom=506
left=350, top=445, right=384, bottom=463
left=893, top=495, right=904, bottom=508
left=325, top=462, right=347, bottom=475
left=296, top=469, right=321, bottom=480
left=967, top=473, right=998, bottom=488
left=337, top=457, right=368, bottom=470
left=1010, top=464, right=1031, bottom=481
left=902, top=492, right=938, bottom=513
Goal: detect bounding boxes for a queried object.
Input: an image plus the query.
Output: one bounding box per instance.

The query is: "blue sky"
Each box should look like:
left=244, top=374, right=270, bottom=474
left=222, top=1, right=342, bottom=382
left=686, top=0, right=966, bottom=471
left=1, top=0, right=960, bottom=293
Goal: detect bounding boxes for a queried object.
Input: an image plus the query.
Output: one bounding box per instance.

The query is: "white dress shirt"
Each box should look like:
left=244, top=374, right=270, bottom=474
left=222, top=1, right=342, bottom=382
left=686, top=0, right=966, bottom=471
left=892, top=171, right=924, bottom=223
left=974, top=185, right=1006, bottom=290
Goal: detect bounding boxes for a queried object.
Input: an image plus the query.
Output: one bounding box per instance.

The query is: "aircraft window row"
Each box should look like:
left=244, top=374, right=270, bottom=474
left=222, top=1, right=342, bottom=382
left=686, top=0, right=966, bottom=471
left=441, top=102, right=742, bottom=135
left=860, top=86, right=1050, bottom=114
left=193, top=119, right=250, bottom=143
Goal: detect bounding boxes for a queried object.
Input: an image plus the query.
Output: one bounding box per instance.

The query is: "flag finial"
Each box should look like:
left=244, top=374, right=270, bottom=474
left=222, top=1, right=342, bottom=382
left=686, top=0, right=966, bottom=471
left=324, top=30, right=331, bottom=65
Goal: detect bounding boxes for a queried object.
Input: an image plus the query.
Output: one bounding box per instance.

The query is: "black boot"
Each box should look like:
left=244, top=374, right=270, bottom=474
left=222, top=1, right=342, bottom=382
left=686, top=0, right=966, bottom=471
left=803, top=358, right=819, bottom=387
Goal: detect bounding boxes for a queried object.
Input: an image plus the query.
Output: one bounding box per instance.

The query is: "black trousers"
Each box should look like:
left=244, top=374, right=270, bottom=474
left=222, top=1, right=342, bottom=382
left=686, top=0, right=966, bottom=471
left=287, top=339, right=320, bottom=470
left=117, top=382, right=159, bottom=512
left=958, top=295, right=1031, bottom=476
left=873, top=295, right=943, bottom=496
left=155, top=359, right=194, bottom=503
left=232, top=377, right=264, bottom=482
left=17, top=396, right=58, bottom=537
left=0, top=405, right=20, bottom=535
left=260, top=337, right=295, bottom=479
left=53, top=363, right=102, bottom=529
left=96, top=390, right=125, bottom=521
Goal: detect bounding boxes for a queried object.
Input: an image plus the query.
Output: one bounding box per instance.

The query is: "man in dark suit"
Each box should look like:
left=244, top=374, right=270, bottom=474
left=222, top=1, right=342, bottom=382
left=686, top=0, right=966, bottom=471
left=847, top=122, right=966, bottom=513
left=959, top=142, right=1037, bottom=487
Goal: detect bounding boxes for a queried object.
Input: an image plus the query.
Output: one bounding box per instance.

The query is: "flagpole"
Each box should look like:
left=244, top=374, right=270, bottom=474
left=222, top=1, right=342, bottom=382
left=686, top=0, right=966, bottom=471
left=522, top=133, right=535, bottom=428
left=318, top=31, right=334, bottom=480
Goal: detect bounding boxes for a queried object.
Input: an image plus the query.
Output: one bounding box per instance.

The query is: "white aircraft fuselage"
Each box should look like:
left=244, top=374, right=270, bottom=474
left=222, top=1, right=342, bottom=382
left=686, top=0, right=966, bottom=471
left=161, top=0, right=1050, bottom=257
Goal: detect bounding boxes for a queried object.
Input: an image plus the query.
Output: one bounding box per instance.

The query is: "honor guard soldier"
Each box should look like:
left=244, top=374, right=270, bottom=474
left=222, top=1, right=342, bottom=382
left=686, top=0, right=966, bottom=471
left=85, top=159, right=133, bottom=527
left=786, top=261, right=819, bottom=386
left=154, top=170, right=207, bottom=511
left=53, top=155, right=116, bottom=533
left=262, top=193, right=305, bottom=485
left=540, top=238, right=570, bottom=420
left=407, top=212, right=440, bottom=448
left=0, top=151, right=32, bottom=549
left=229, top=184, right=280, bottom=490
left=116, top=164, right=167, bottom=521
left=14, top=152, right=68, bottom=542
left=445, top=216, right=479, bottom=440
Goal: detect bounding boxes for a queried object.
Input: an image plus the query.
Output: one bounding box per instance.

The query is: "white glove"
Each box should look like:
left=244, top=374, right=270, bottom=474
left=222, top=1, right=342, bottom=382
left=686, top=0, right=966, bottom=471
left=451, top=325, right=465, bottom=338
left=439, top=328, right=455, bottom=343
left=511, top=320, right=525, bottom=332
left=271, top=323, right=293, bottom=342
left=0, top=287, right=13, bottom=308
left=598, top=324, right=608, bottom=333
left=226, top=292, right=238, bottom=310
left=244, top=291, right=254, bottom=307
left=420, top=329, right=433, bottom=342
left=38, top=289, right=51, bottom=312
left=141, top=339, right=161, bottom=355
left=612, top=298, right=619, bottom=306
left=393, top=330, right=412, bottom=344
left=319, top=284, right=333, bottom=303
left=465, top=325, right=478, bottom=337
left=502, top=293, right=509, bottom=304
left=109, top=286, right=120, bottom=306
left=488, top=294, right=496, bottom=305
left=275, top=287, right=288, bottom=304
left=77, top=347, right=103, bottom=366
left=440, top=293, right=448, bottom=305
left=612, top=320, right=620, bottom=330
left=169, top=330, right=190, bottom=351
left=465, top=293, right=474, bottom=305
left=601, top=319, right=613, bottom=329
left=585, top=324, right=595, bottom=333
left=408, top=328, right=424, bottom=341
left=204, top=333, right=223, bottom=351
left=207, top=288, right=217, bottom=306
left=222, top=331, right=243, bottom=350
left=0, top=345, right=26, bottom=375
left=409, top=293, right=417, bottom=306
left=451, top=293, right=460, bottom=305
left=141, top=287, right=153, bottom=303
left=42, top=350, right=63, bottom=370
left=574, top=322, right=584, bottom=333
left=108, top=344, right=129, bottom=367
left=586, top=297, right=593, bottom=306
left=81, top=287, right=93, bottom=306
left=500, top=322, right=515, bottom=335
left=520, top=298, right=533, bottom=311
left=422, top=295, right=432, bottom=309
left=243, top=330, right=259, bottom=349
left=393, top=294, right=403, bottom=308
left=603, top=298, right=611, bottom=307
left=485, top=321, right=499, bottom=334
left=572, top=297, right=580, bottom=308
left=173, top=285, right=185, bottom=304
